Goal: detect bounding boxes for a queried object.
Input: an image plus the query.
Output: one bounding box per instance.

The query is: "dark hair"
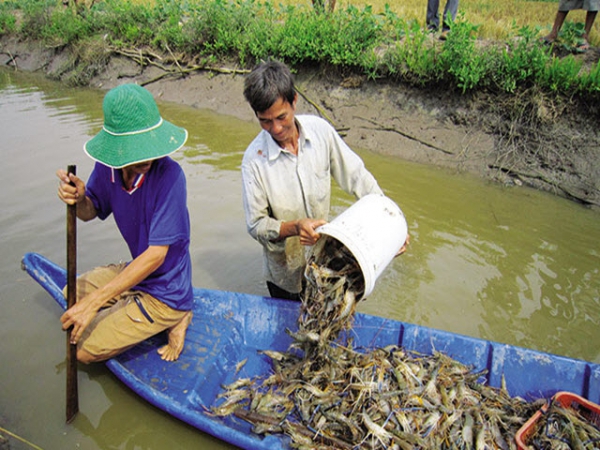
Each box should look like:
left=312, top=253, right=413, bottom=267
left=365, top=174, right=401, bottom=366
left=243, top=60, right=296, bottom=113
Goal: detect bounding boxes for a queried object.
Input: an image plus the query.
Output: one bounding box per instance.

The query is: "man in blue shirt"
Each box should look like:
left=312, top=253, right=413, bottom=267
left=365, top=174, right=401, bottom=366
left=56, top=84, right=193, bottom=363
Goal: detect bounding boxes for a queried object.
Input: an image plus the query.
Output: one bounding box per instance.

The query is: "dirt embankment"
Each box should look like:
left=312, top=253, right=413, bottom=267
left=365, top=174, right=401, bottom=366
left=2, top=36, right=599, bottom=208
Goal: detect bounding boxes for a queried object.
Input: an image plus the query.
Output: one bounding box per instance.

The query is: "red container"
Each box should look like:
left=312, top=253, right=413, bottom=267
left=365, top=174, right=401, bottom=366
left=515, top=391, right=600, bottom=449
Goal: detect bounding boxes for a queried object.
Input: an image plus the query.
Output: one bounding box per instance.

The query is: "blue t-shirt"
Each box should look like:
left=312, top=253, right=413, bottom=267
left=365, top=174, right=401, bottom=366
left=86, top=157, right=193, bottom=311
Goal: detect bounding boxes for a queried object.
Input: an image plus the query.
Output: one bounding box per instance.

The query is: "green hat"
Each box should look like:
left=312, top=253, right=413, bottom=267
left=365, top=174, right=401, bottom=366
left=84, top=84, right=188, bottom=169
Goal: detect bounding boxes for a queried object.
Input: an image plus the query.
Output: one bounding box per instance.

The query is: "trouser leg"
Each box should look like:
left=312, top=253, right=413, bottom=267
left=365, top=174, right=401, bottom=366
left=426, top=0, right=441, bottom=30
left=267, top=281, right=301, bottom=301
left=64, top=263, right=186, bottom=362
left=442, top=0, right=459, bottom=30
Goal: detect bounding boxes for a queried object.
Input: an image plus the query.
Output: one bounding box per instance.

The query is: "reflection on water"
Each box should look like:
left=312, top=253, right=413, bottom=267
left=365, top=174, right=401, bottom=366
left=1, top=68, right=599, bottom=449
left=357, top=147, right=600, bottom=365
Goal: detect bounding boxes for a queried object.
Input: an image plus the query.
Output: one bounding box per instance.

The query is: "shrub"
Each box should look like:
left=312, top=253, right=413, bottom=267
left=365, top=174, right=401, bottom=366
left=438, top=18, right=488, bottom=92
left=540, top=54, right=583, bottom=92
left=1, top=0, right=599, bottom=96
left=379, top=20, right=440, bottom=85
left=489, top=24, right=552, bottom=93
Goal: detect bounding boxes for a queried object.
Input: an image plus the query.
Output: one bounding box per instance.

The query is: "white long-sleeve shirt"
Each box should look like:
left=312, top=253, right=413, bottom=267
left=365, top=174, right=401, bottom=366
left=241, top=114, right=383, bottom=294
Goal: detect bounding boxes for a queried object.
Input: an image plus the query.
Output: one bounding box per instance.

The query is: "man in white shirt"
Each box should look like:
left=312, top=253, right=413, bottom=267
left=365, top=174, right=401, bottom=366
left=241, top=60, right=386, bottom=300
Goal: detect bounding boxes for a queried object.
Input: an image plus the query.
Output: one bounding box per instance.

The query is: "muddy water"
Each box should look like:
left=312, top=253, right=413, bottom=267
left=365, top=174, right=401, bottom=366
left=1, top=68, right=598, bottom=449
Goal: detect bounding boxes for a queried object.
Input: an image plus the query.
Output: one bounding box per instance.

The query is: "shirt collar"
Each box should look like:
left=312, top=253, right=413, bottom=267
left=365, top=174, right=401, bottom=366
left=111, top=167, right=147, bottom=195
left=265, top=117, right=308, bottom=161
left=124, top=172, right=146, bottom=194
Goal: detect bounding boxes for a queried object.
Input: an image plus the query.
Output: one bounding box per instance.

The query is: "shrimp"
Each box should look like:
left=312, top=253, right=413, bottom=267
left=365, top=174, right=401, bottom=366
left=360, top=412, right=393, bottom=447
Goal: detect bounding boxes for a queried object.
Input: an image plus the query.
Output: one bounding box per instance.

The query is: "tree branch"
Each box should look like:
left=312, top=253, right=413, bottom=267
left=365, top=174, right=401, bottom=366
left=489, top=164, right=600, bottom=207
left=357, top=117, right=455, bottom=154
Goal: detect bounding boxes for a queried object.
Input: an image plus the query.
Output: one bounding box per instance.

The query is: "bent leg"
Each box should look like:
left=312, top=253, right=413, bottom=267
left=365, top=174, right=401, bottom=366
left=66, top=266, right=190, bottom=363
left=157, top=311, right=193, bottom=362
left=78, top=293, right=187, bottom=363
left=72, top=263, right=128, bottom=302
left=77, top=346, right=128, bottom=364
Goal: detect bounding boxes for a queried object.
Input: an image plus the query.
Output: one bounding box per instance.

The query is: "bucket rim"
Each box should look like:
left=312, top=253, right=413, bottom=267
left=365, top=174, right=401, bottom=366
left=316, top=194, right=408, bottom=300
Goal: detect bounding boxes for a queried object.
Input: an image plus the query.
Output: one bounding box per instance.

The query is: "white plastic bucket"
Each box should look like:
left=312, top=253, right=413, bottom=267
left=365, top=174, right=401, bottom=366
left=316, top=194, right=408, bottom=299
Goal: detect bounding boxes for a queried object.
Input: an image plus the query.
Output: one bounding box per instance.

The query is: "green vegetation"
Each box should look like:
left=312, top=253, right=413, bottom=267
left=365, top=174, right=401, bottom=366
left=0, top=0, right=598, bottom=97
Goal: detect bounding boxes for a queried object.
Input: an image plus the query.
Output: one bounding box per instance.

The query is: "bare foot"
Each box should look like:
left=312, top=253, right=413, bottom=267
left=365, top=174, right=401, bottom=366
left=541, top=34, right=556, bottom=45
left=157, top=311, right=192, bottom=361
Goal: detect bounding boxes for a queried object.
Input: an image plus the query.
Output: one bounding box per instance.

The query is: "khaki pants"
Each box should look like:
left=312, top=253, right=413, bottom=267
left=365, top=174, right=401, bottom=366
left=64, top=263, right=187, bottom=359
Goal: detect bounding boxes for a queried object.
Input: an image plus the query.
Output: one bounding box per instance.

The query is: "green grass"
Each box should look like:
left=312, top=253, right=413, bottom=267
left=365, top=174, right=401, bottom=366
left=1, top=0, right=598, bottom=98
left=238, top=0, right=594, bottom=44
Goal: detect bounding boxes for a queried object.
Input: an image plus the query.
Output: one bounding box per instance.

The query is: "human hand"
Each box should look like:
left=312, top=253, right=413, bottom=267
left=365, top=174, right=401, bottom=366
left=297, top=218, right=327, bottom=246
left=56, top=169, right=85, bottom=205
left=395, top=233, right=410, bottom=257
left=60, top=299, right=96, bottom=345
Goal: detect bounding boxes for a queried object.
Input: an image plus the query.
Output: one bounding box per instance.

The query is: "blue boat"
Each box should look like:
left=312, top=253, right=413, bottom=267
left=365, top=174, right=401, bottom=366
left=21, top=252, right=600, bottom=449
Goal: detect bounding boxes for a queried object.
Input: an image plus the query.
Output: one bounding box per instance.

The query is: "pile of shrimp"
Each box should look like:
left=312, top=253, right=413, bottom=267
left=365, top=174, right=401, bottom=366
left=212, top=236, right=584, bottom=449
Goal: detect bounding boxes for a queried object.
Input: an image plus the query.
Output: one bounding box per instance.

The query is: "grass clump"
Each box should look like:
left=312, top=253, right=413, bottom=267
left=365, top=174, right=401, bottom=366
left=0, top=0, right=597, bottom=98
left=438, top=18, right=488, bottom=92
left=487, top=24, right=553, bottom=93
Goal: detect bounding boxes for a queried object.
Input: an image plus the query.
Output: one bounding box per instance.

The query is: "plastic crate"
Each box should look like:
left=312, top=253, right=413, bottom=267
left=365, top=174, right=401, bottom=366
left=515, top=391, right=600, bottom=449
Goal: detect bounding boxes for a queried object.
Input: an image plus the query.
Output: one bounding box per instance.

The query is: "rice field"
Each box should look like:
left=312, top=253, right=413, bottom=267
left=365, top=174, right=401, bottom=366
left=300, top=0, right=593, bottom=43
left=129, top=0, right=595, bottom=45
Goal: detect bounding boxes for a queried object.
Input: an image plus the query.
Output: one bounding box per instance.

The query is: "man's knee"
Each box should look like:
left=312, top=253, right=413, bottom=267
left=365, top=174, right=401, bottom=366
left=77, top=348, right=104, bottom=364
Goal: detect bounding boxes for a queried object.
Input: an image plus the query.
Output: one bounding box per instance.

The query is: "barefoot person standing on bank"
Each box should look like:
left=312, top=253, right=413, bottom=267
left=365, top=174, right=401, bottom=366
left=543, top=0, right=598, bottom=50
left=56, top=83, right=193, bottom=363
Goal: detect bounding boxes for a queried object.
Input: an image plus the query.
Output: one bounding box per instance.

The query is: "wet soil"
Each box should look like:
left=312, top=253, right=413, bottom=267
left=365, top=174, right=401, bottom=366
left=1, top=36, right=599, bottom=208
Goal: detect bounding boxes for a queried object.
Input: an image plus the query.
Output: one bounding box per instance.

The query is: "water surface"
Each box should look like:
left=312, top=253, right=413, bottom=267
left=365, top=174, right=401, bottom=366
left=1, top=69, right=598, bottom=449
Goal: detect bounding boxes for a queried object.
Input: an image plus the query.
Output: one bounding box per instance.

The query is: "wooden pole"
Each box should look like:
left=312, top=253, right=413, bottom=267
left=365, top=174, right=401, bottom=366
left=66, top=164, right=79, bottom=423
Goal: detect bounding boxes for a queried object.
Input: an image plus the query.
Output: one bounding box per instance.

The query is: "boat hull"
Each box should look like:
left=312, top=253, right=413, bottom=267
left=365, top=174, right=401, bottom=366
left=21, top=252, right=600, bottom=449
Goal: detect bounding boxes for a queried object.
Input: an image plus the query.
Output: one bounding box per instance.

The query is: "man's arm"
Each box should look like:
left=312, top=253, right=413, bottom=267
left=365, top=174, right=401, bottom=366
left=325, top=124, right=383, bottom=199
left=60, top=245, right=169, bottom=344
left=242, top=151, right=327, bottom=247
left=277, top=218, right=327, bottom=246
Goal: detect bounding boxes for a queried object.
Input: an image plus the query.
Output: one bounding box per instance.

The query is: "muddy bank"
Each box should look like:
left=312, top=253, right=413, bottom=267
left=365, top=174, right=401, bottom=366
left=2, top=36, right=598, bottom=207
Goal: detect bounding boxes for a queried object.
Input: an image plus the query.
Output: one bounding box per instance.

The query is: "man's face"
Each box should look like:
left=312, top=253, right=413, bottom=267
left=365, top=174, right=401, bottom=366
left=255, top=95, right=297, bottom=145
left=125, top=160, right=153, bottom=175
